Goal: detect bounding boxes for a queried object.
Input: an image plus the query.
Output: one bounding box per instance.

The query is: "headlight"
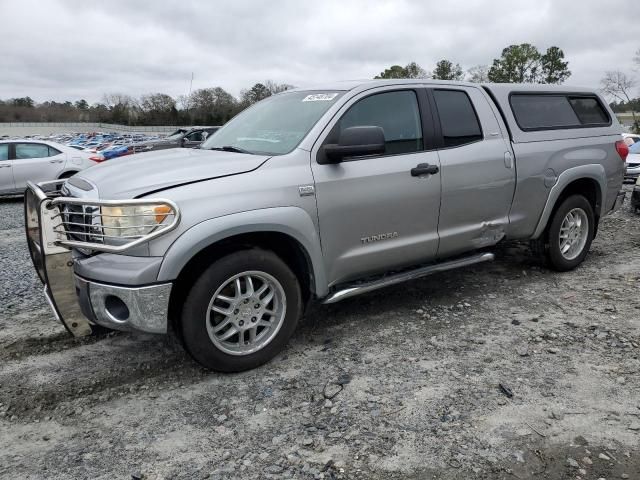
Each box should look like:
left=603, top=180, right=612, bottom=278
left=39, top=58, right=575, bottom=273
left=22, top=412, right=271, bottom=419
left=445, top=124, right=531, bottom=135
left=101, top=204, right=174, bottom=238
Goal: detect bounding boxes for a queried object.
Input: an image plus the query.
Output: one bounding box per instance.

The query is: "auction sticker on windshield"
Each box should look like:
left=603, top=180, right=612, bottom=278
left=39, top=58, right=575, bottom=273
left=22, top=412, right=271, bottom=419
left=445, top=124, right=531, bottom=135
left=302, top=93, right=339, bottom=102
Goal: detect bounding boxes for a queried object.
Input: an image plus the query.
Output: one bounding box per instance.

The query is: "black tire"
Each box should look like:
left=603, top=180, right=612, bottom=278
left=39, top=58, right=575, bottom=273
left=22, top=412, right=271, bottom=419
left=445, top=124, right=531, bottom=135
left=542, top=194, right=595, bottom=272
left=180, top=249, right=302, bottom=372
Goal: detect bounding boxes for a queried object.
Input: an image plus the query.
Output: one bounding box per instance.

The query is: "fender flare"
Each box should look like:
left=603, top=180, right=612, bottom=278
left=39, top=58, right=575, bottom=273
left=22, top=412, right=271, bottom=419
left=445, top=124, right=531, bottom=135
left=156, top=206, right=329, bottom=297
left=531, top=164, right=606, bottom=239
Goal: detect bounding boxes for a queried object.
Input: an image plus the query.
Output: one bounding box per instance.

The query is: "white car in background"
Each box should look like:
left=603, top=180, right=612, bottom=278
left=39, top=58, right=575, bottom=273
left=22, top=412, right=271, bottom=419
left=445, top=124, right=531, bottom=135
left=0, top=140, right=98, bottom=196
left=622, top=134, right=640, bottom=182
left=622, top=133, right=640, bottom=145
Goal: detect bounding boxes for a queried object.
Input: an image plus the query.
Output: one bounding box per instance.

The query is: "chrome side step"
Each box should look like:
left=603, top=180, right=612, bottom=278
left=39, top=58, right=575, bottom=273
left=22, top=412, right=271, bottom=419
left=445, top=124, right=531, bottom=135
left=322, top=252, right=495, bottom=304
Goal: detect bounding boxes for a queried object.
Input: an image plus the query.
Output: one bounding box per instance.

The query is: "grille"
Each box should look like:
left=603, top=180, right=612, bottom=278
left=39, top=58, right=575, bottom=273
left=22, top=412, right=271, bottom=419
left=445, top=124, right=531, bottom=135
left=59, top=204, right=103, bottom=244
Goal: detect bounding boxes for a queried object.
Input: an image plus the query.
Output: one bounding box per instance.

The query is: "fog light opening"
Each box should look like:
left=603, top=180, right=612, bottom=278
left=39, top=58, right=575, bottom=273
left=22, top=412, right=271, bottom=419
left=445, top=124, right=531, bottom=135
left=104, top=295, right=130, bottom=323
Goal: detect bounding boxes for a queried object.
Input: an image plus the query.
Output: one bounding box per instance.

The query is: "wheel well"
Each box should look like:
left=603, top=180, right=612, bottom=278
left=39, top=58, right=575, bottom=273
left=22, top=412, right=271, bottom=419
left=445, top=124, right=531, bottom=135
left=58, top=171, right=77, bottom=179
left=550, top=178, right=602, bottom=235
left=167, top=232, right=314, bottom=334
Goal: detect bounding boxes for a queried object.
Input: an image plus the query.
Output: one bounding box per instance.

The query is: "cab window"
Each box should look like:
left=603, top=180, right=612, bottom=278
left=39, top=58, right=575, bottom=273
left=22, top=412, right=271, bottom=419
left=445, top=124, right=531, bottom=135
left=333, top=90, right=424, bottom=156
left=0, top=144, right=8, bottom=161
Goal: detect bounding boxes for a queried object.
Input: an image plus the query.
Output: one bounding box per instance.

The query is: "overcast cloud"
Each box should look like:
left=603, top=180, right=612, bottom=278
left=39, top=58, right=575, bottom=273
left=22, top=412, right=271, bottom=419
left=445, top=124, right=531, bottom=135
left=1, top=0, right=639, bottom=103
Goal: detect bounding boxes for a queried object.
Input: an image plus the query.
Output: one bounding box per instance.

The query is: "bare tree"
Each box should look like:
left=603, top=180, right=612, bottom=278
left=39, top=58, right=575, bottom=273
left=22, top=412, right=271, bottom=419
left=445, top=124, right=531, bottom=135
left=601, top=70, right=638, bottom=131
left=601, top=71, right=636, bottom=103
left=466, top=65, right=489, bottom=83
left=263, top=80, right=295, bottom=95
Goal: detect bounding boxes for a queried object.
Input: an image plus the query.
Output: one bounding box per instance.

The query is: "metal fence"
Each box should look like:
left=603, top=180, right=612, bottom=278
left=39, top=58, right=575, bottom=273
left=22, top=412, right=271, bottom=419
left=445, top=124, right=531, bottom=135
left=0, top=122, right=180, bottom=134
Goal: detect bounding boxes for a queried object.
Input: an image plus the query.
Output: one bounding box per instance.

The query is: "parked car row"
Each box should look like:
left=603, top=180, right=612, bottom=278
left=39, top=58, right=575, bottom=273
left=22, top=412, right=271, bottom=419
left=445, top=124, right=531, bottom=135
left=0, top=140, right=97, bottom=195
left=1, top=126, right=221, bottom=164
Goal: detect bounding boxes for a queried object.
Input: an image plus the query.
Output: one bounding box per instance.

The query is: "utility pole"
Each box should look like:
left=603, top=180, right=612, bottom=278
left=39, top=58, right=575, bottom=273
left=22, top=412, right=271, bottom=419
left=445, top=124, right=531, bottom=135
left=187, top=72, right=194, bottom=125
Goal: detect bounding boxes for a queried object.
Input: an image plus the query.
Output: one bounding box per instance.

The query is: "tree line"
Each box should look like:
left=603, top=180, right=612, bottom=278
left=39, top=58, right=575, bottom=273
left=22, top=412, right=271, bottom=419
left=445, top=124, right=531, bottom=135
left=0, top=80, right=293, bottom=126
left=375, top=44, right=571, bottom=84
left=1, top=44, right=638, bottom=131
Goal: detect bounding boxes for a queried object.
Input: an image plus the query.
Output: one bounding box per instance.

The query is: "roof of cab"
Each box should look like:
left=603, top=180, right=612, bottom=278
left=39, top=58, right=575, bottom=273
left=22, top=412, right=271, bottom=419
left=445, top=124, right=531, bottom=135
left=290, top=79, right=599, bottom=94
left=289, top=79, right=620, bottom=143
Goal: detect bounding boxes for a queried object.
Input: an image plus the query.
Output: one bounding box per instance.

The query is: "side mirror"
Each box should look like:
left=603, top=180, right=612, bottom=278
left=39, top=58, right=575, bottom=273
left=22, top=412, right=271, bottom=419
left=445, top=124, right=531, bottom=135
left=321, top=126, right=385, bottom=164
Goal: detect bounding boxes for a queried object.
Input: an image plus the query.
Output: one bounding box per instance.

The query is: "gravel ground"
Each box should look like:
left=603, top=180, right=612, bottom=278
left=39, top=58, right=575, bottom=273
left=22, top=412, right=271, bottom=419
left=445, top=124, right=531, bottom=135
left=1, top=188, right=639, bottom=480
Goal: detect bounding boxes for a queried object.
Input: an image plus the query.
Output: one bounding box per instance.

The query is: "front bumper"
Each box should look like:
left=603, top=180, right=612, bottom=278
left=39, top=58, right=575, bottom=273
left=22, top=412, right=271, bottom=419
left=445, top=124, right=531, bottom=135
left=76, top=277, right=171, bottom=333
left=625, top=165, right=640, bottom=181
left=25, top=181, right=171, bottom=336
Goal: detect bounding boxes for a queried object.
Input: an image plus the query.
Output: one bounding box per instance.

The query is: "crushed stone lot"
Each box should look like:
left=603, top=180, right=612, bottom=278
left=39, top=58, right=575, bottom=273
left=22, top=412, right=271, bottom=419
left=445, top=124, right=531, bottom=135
left=1, top=188, right=639, bottom=480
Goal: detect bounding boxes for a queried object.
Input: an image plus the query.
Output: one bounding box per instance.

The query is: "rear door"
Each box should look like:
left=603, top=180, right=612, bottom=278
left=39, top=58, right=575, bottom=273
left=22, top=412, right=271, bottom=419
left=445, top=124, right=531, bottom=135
left=12, top=143, right=65, bottom=189
left=429, top=87, right=516, bottom=257
left=0, top=143, right=15, bottom=194
left=311, top=86, right=442, bottom=285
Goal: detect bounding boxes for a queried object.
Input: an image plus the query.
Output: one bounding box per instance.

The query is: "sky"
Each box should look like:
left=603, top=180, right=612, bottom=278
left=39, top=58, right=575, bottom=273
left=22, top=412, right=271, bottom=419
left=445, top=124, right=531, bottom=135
left=1, top=0, right=639, bottom=104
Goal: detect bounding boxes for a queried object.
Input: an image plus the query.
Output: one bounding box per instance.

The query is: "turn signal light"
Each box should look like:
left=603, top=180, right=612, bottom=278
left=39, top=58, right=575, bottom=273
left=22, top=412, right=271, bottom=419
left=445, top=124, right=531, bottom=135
left=154, top=205, right=172, bottom=223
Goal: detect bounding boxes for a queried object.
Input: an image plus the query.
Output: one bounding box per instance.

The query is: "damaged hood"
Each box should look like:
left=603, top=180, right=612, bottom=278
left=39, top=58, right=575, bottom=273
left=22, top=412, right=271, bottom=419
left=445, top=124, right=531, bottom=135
left=72, top=148, right=270, bottom=199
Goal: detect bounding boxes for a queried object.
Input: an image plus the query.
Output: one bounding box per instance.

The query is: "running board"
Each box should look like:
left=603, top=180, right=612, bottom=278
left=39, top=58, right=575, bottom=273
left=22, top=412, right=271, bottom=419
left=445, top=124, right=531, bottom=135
left=322, top=252, right=495, bottom=304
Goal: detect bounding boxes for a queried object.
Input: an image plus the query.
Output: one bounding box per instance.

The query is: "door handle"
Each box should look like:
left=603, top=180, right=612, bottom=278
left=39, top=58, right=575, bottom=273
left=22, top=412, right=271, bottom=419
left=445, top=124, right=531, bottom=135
left=49, top=159, right=63, bottom=164
left=411, top=163, right=439, bottom=177
left=0, top=164, right=10, bottom=168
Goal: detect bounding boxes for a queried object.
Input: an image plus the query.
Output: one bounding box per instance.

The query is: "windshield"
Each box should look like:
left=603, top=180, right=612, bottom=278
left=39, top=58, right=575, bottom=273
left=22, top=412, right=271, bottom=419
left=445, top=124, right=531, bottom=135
left=164, top=129, right=187, bottom=141
left=201, top=91, right=344, bottom=155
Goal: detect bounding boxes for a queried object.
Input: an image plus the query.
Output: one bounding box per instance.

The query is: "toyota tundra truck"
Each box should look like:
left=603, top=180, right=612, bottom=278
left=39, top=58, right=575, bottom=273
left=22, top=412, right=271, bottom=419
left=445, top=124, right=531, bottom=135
left=24, top=80, right=627, bottom=372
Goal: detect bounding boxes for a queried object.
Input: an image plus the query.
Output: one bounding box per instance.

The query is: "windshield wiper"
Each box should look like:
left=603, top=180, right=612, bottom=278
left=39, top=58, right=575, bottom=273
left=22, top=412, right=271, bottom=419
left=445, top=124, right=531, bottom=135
left=209, top=145, right=253, bottom=154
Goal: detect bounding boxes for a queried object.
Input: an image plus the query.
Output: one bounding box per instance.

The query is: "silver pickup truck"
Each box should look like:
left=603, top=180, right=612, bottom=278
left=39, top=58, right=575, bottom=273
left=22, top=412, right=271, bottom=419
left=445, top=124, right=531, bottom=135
left=25, top=80, right=627, bottom=371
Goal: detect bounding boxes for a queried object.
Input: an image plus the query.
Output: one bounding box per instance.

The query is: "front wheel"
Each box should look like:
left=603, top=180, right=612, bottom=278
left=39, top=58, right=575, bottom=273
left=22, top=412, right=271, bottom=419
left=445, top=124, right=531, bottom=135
left=540, top=194, right=595, bottom=271
left=180, top=249, right=302, bottom=372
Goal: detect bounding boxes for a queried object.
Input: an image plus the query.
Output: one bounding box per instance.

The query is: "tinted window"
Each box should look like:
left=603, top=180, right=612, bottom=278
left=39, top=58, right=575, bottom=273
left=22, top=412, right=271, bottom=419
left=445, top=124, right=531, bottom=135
left=186, top=131, right=204, bottom=142
left=337, top=90, right=423, bottom=155
left=48, top=146, right=62, bottom=156
left=15, top=143, right=51, bottom=159
left=433, top=90, right=483, bottom=147
left=0, top=144, right=8, bottom=161
left=568, top=97, right=610, bottom=125
left=510, top=94, right=609, bottom=130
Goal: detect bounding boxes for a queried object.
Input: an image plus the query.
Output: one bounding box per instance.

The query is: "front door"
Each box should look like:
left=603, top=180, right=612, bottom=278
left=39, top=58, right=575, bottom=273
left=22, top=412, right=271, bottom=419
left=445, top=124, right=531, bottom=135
left=0, top=144, right=14, bottom=194
left=11, top=143, right=65, bottom=190
left=311, top=87, right=441, bottom=286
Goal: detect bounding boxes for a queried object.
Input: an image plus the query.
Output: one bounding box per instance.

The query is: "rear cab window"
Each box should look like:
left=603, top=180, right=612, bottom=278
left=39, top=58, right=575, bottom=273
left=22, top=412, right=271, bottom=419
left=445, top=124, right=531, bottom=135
left=510, top=94, right=610, bottom=131
left=432, top=89, right=483, bottom=147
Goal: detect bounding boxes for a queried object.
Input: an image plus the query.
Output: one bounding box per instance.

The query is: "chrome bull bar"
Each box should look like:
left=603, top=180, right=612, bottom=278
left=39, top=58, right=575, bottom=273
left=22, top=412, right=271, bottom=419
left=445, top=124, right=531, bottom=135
left=25, top=180, right=93, bottom=336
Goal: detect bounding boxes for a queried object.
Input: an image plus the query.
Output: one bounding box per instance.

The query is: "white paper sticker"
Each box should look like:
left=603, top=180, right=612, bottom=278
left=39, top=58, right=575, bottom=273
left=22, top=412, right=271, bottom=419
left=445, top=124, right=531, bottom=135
left=302, top=93, right=338, bottom=102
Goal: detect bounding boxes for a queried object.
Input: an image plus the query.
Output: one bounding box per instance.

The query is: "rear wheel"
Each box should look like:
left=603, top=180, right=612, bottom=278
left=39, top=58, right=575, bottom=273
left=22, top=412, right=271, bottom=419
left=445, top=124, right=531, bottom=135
left=180, top=249, right=302, bottom=372
left=535, top=194, right=595, bottom=271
